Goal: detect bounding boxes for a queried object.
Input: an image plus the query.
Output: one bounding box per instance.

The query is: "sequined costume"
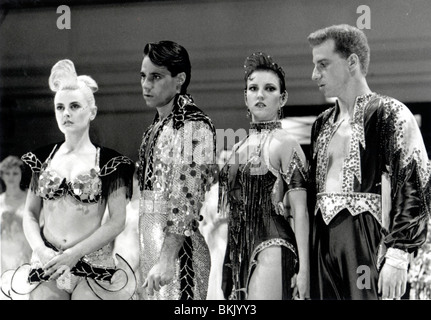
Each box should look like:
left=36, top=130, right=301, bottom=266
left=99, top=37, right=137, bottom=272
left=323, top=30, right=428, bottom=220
left=219, top=121, right=308, bottom=300
left=308, top=93, right=431, bottom=299
left=0, top=143, right=136, bottom=300
left=138, top=94, right=217, bottom=300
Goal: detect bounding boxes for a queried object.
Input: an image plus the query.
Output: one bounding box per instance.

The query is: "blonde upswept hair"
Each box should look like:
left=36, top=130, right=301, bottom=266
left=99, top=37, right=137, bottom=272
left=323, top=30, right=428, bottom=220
left=48, top=59, right=98, bottom=108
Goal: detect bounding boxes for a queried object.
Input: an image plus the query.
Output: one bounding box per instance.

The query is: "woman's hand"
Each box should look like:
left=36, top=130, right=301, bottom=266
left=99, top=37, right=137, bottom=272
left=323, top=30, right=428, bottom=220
left=42, top=247, right=82, bottom=280
left=291, top=269, right=310, bottom=300
left=34, top=245, right=58, bottom=266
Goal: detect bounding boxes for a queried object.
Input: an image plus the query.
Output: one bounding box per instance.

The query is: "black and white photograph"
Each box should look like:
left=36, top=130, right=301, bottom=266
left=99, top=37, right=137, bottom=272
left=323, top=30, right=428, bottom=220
left=0, top=0, right=430, bottom=313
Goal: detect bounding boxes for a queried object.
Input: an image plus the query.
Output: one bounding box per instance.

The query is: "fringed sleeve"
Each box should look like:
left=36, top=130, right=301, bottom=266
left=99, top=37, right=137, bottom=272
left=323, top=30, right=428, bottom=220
left=379, top=97, right=431, bottom=254
left=21, top=152, right=43, bottom=194
left=217, top=143, right=243, bottom=218
left=218, top=159, right=232, bottom=219
left=98, top=147, right=135, bottom=202
left=165, top=121, right=217, bottom=237
left=20, top=143, right=59, bottom=194
left=218, top=169, right=230, bottom=218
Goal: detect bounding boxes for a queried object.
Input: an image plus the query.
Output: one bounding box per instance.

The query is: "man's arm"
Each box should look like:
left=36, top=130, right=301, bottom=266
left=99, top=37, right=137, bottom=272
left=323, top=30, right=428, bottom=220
left=143, top=121, right=216, bottom=296
left=379, top=99, right=431, bottom=299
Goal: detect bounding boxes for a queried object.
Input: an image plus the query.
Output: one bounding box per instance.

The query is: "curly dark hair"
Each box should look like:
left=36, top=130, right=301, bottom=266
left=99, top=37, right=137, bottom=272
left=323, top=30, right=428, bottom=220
left=243, top=52, right=286, bottom=93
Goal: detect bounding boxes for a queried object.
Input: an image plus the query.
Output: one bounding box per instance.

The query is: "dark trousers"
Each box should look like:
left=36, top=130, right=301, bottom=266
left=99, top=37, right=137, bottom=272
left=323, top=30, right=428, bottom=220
left=311, top=209, right=383, bottom=300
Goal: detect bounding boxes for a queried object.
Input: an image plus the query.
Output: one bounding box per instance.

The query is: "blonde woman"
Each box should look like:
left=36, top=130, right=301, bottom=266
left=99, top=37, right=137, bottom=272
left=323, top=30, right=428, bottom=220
left=4, top=60, right=135, bottom=300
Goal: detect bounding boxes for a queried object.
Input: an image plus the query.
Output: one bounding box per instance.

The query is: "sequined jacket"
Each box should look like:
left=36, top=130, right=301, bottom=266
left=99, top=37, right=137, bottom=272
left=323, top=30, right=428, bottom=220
left=138, top=94, right=217, bottom=237
left=308, top=93, right=430, bottom=253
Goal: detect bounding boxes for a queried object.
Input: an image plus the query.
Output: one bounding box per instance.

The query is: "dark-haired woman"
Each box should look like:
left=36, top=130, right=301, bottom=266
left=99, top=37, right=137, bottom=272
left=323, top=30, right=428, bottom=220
left=219, top=52, right=310, bottom=300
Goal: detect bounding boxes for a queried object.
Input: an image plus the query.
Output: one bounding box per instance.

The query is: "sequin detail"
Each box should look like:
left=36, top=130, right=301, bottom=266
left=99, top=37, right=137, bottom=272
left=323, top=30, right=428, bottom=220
left=314, top=93, right=374, bottom=193
left=219, top=126, right=306, bottom=300
left=249, top=238, right=297, bottom=272
left=280, top=149, right=308, bottom=185
left=315, top=192, right=382, bottom=225
left=138, top=95, right=215, bottom=300
left=380, top=97, right=431, bottom=188
left=26, top=241, right=135, bottom=299
left=250, top=120, right=282, bottom=132
left=22, top=147, right=133, bottom=204
left=228, top=238, right=298, bottom=300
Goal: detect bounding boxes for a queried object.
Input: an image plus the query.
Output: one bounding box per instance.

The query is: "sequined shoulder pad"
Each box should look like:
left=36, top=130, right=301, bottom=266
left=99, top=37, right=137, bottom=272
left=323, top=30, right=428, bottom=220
left=21, top=152, right=43, bottom=173
left=99, top=156, right=134, bottom=177
left=280, top=148, right=308, bottom=185
left=378, top=95, right=431, bottom=188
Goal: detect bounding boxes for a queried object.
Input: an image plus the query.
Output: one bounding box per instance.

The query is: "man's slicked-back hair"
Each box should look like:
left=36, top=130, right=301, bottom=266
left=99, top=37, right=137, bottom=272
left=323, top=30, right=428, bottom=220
left=143, top=40, right=192, bottom=94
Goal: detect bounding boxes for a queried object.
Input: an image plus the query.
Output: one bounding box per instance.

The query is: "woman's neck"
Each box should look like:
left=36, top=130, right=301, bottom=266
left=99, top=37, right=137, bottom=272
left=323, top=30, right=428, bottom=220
left=5, top=185, right=25, bottom=198
left=63, top=131, right=94, bottom=153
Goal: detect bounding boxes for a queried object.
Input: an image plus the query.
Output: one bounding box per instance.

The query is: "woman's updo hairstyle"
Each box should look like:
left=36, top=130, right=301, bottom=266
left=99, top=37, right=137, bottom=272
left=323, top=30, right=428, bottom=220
left=243, top=52, right=287, bottom=94
left=49, top=59, right=98, bottom=108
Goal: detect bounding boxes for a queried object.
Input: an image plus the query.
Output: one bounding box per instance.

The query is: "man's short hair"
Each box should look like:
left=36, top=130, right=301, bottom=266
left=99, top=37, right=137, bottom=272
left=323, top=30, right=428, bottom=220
left=308, top=24, right=370, bottom=75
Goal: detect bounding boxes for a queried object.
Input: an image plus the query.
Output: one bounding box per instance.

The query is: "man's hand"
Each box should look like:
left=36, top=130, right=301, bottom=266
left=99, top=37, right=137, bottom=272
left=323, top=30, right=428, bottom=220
left=378, top=263, right=407, bottom=299
left=143, top=262, right=176, bottom=296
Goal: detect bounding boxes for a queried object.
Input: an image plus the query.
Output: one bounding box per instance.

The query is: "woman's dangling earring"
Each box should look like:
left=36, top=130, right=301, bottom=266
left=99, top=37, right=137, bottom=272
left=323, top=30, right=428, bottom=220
left=279, top=92, right=287, bottom=119
left=247, top=108, right=251, bottom=118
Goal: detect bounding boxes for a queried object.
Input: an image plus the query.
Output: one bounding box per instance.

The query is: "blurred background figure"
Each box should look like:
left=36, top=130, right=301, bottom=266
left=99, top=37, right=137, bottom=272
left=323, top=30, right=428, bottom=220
left=112, top=164, right=141, bottom=297
left=0, top=155, right=32, bottom=299
left=408, top=218, right=431, bottom=299
left=198, top=149, right=230, bottom=300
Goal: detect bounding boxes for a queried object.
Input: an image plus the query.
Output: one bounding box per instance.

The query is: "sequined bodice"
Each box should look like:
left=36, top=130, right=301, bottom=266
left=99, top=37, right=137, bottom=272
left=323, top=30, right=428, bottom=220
left=219, top=122, right=307, bottom=300
left=25, top=145, right=102, bottom=204
left=220, top=121, right=307, bottom=215
left=38, top=167, right=102, bottom=203
left=239, top=160, right=278, bottom=213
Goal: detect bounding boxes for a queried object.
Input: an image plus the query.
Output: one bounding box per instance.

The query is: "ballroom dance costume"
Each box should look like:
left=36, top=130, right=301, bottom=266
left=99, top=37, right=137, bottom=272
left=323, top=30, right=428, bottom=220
left=219, top=121, right=308, bottom=300
left=137, top=94, right=217, bottom=300
left=1, top=142, right=136, bottom=300
left=308, top=93, right=431, bottom=299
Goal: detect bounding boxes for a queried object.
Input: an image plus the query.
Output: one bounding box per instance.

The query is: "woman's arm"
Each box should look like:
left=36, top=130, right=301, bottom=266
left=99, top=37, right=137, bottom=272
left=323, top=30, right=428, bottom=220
left=274, top=132, right=310, bottom=299
left=22, top=185, right=58, bottom=265
left=289, top=190, right=310, bottom=299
